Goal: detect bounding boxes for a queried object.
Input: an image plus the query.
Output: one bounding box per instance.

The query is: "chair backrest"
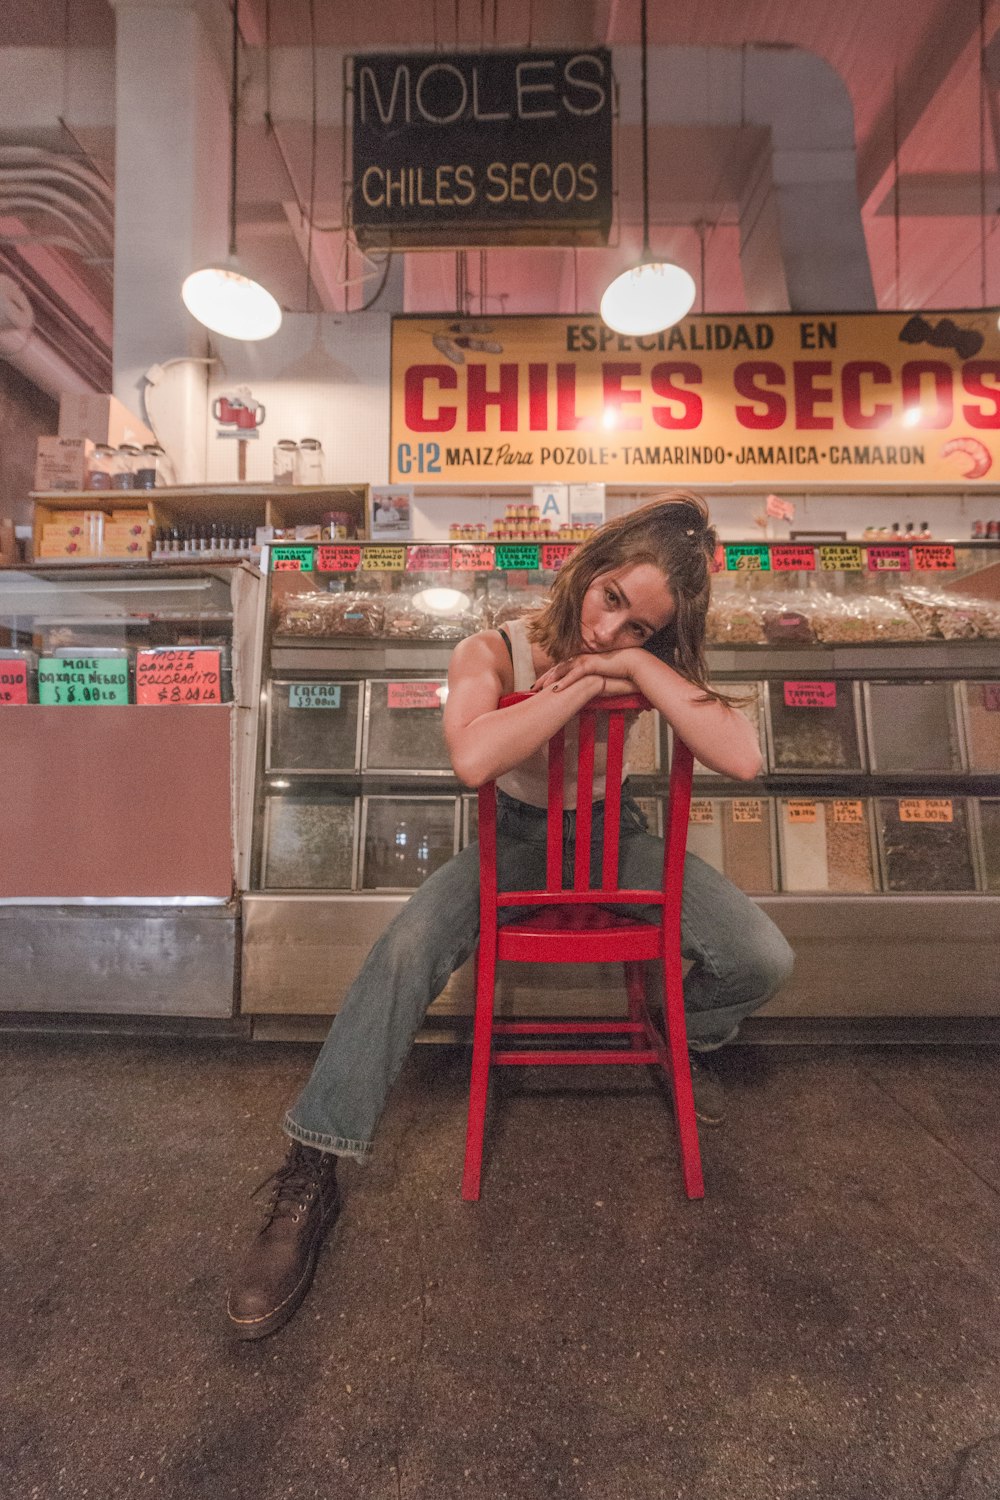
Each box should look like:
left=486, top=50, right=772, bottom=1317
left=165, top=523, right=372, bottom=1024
left=477, top=693, right=694, bottom=923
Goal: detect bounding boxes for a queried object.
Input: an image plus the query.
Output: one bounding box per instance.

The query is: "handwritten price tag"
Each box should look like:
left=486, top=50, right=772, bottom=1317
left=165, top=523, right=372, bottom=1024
left=731, top=799, right=763, bottom=825
left=495, top=544, right=541, bottom=571
left=689, top=800, right=716, bottom=825
left=316, top=545, right=362, bottom=572
left=866, top=545, right=911, bottom=572
left=541, top=543, right=577, bottom=571
left=38, top=657, right=129, bottom=706
left=833, top=801, right=865, bottom=824
left=913, top=544, right=956, bottom=571
left=0, top=659, right=28, bottom=704
left=819, top=545, right=863, bottom=571
left=289, top=683, right=342, bottom=709
left=135, top=648, right=222, bottom=705
left=362, top=545, right=406, bottom=571
left=711, top=544, right=726, bottom=574
left=783, top=680, right=837, bottom=709
left=771, top=546, right=817, bottom=572
left=451, top=544, right=495, bottom=571
left=271, top=545, right=315, bottom=572
left=386, top=681, right=445, bottom=710
left=725, top=544, right=770, bottom=572
left=899, top=798, right=953, bottom=823
left=405, top=545, right=452, bottom=572
left=786, top=800, right=818, bottom=824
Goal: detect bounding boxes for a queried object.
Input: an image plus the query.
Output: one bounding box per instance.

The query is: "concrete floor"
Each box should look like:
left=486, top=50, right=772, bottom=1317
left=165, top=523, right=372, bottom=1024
left=3, top=1035, right=1000, bottom=1500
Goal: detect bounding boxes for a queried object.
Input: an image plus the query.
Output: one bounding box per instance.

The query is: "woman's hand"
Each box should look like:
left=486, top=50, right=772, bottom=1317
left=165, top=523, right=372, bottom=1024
left=533, top=648, right=642, bottom=698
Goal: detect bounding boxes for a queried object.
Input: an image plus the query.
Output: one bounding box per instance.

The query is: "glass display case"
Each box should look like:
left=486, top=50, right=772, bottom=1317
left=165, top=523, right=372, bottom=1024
left=0, top=561, right=263, bottom=1019
left=242, top=536, right=1000, bottom=1024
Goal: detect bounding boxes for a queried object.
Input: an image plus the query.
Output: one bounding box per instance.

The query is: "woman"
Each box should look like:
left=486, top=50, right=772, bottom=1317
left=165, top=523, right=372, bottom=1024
left=227, top=492, right=794, bottom=1339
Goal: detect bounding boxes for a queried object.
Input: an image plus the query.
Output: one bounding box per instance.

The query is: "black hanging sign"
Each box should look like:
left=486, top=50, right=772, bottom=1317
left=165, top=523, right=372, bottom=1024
left=351, top=49, right=613, bottom=248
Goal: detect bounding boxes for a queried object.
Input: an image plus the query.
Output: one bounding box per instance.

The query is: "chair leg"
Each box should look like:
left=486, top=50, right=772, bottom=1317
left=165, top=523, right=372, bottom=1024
left=462, top=943, right=497, bottom=1201
left=624, top=960, right=647, bottom=1051
left=659, top=949, right=705, bottom=1200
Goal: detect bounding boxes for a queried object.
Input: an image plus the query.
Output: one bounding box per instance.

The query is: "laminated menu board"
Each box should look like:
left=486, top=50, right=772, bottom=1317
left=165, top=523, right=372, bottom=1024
left=361, top=797, right=457, bottom=889
left=692, top=684, right=764, bottom=776
left=961, top=682, right=1000, bottom=772
left=865, top=681, right=964, bottom=773
left=267, top=681, right=362, bottom=772
left=778, top=799, right=876, bottom=892
left=364, top=679, right=450, bottom=771
left=262, top=795, right=358, bottom=889
left=875, top=797, right=977, bottom=891
left=979, top=800, right=1000, bottom=893
left=684, top=797, right=776, bottom=892
left=766, top=680, right=864, bottom=773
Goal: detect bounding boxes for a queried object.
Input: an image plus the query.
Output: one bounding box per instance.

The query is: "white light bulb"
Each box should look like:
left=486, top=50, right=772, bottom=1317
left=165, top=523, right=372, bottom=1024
left=181, top=267, right=282, bottom=341
left=600, top=261, right=696, bottom=337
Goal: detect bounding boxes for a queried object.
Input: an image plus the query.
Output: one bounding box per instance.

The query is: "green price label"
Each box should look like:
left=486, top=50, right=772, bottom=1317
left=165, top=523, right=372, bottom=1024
left=289, top=684, right=342, bottom=709
left=270, top=545, right=315, bottom=572
left=38, top=656, right=130, bottom=706
left=724, top=544, right=770, bottom=572
left=495, top=544, right=541, bottom=571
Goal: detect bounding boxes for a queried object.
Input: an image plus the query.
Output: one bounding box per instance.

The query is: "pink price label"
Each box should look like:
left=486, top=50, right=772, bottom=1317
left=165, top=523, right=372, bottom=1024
left=913, top=544, right=956, bottom=571
left=451, top=544, right=496, bottom=571
left=135, top=649, right=222, bottom=705
left=982, top=684, right=1000, bottom=711
left=541, top=543, right=576, bottom=571
left=405, top=545, right=451, bottom=572
left=0, top=662, right=28, bottom=704
left=783, top=680, right=837, bottom=709
left=770, top=546, right=817, bottom=572
left=866, top=545, right=911, bottom=572
left=386, top=681, right=444, bottom=710
left=711, top=544, right=726, bottom=574
left=317, top=545, right=362, bottom=572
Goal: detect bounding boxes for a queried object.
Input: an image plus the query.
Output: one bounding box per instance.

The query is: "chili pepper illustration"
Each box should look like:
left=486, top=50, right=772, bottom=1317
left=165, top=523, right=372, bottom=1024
left=429, top=320, right=505, bottom=364
left=939, top=437, right=992, bottom=479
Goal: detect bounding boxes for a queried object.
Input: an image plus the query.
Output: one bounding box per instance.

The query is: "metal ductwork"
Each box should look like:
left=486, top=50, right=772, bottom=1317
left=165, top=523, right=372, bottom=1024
left=0, top=271, right=96, bottom=397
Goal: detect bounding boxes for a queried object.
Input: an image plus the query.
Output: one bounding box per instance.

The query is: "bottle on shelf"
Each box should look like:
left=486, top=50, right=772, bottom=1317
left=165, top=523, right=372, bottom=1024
left=972, top=520, right=985, bottom=539
left=919, top=521, right=932, bottom=539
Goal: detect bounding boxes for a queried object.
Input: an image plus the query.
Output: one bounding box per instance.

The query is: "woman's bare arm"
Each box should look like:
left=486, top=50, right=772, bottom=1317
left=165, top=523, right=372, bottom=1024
left=443, top=632, right=609, bottom=788
left=534, top=647, right=763, bottom=781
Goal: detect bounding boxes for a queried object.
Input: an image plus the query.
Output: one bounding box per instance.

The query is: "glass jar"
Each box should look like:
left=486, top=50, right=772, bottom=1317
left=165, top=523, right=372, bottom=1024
left=135, top=444, right=167, bottom=489
left=112, top=445, right=141, bottom=490
left=273, top=440, right=297, bottom=485
left=87, top=445, right=116, bottom=490
left=295, top=438, right=325, bottom=485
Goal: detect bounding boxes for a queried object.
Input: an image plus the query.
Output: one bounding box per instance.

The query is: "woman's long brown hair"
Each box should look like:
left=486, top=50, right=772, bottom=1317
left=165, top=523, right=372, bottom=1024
left=528, top=491, right=722, bottom=699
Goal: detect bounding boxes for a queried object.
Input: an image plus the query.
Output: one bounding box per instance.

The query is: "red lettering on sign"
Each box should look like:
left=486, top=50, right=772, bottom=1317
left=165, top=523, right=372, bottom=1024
left=528, top=362, right=548, bottom=430
left=841, top=361, right=893, bottom=429
left=733, top=362, right=786, bottom=429
left=317, top=545, right=362, bottom=571
left=650, top=362, right=703, bottom=429
left=467, top=363, right=519, bottom=432
left=901, top=361, right=952, bottom=428
left=386, top=681, right=444, bottom=710
left=794, top=361, right=834, bottom=429
left=404, top=364, right=457, bottom=432
left=602, top=363, right=643, bottom=430
left=962, top=361, right=1000, bottom=428
left=556, top=363, right=595, bottom=431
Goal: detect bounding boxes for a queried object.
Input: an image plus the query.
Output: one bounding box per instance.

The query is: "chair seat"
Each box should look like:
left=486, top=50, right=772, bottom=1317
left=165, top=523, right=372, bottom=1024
left=498, top=905, right=663, bottom=964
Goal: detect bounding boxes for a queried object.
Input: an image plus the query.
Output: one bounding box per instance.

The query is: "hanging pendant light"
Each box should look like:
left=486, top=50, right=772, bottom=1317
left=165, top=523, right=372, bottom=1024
left=601, top=0, right=696, bottom=336
left=181, top=0, right=282, bottom=341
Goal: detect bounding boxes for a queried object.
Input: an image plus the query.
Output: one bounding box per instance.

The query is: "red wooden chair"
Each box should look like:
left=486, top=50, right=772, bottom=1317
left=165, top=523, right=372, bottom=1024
left=462, top=692, right=703, bottom=1202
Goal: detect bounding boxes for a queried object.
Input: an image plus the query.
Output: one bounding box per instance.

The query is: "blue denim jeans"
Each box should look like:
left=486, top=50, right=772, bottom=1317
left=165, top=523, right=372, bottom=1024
left=284, top=793, right=794, bottom=1160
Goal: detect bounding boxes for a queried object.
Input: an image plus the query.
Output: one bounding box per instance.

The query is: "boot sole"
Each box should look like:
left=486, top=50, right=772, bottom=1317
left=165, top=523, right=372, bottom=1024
left=227, top=1199, right=339, bottom=1341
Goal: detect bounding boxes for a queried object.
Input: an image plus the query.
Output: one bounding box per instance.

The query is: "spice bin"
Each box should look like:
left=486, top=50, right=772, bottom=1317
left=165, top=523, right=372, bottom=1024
left=266, top=680, right=363, bottom=773
left=685, top=797, right=778, bottom=893
left=360, top=796, right=459, bottom=889
left=262, top=793, right=359, bottom=889
left=864, top=681, right=965, bottom=773
left=777, top=799, right=877, bottom=893
left=765, top=680, right=866, bottom=775
left=874, top=797, right=978, bottom=892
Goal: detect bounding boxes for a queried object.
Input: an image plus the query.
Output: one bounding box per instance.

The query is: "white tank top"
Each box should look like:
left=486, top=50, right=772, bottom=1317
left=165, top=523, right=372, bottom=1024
left=494, top=617, right=639, bottom=810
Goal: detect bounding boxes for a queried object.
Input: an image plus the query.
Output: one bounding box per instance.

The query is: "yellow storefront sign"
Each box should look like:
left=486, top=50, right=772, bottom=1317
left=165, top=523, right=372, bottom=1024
left=390, top=311, right=1000, bottom=486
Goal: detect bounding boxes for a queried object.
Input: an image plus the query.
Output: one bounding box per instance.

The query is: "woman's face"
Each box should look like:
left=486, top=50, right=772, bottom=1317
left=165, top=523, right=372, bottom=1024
left=578, top=563, right=675, bottom=654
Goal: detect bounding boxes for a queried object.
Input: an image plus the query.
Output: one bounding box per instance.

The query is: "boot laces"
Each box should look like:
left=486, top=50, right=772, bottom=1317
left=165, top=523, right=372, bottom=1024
left=250, top=1146, right=332, bottom=1228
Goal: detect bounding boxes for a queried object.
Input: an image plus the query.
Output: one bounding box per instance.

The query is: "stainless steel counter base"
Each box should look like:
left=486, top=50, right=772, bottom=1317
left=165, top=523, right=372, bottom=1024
left=0, top=904, right=239, bottom=1017
left=241, top=893, right=1000, bottom=1021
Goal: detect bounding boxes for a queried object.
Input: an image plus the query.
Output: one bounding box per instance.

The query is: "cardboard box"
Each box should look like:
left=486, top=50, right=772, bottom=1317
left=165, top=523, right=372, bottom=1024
left=38, top=538, right=97, bottom=558
left=58, top=394, right=154, bottom=449
left=98, top=538, right=150, bottom=558
left=104, top=519, right=151, bottom=541
left=34, top=437, right=96, bottom=493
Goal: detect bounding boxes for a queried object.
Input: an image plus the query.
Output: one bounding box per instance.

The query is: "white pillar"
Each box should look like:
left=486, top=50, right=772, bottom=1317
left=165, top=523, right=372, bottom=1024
left=110, top=0, right=230, bottom=480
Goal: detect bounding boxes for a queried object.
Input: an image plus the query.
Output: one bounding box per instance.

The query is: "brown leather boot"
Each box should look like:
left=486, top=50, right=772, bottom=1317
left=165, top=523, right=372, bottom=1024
left=227, top=1141, right=340, bottom=1340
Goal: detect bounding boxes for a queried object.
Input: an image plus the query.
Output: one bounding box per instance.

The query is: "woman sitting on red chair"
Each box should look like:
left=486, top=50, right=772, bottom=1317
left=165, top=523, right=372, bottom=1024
left=228, top=491, right=794, bottom=1339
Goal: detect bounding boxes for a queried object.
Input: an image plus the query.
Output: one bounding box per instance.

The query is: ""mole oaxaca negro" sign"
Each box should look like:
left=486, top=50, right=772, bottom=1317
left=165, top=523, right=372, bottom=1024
left=389, top=311, right=1000, bottom=486
left=352, top=49, right=612, bottom=248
